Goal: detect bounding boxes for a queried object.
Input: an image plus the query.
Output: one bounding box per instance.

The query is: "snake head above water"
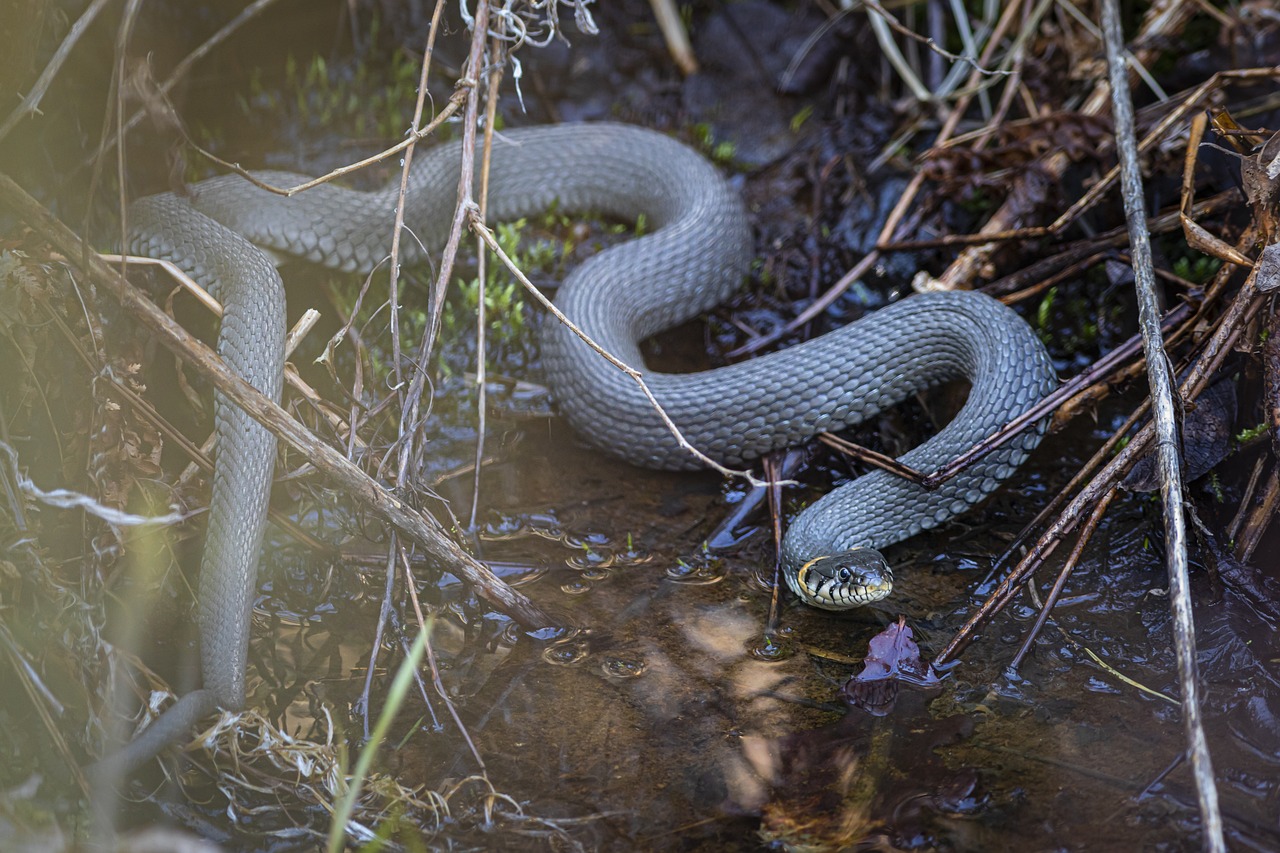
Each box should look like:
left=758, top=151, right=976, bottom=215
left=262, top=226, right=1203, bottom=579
left=787, top=548, right=894, bottom=610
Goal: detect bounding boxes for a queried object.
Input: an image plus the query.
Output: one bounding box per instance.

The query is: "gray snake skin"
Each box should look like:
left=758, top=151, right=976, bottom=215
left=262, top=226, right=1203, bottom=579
left=99, top=123, right=1055, bottom=773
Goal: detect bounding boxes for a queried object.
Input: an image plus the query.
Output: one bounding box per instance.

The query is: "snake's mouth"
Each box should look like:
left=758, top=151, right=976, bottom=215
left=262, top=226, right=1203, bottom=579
left=791, top=549, right=894, bottom=610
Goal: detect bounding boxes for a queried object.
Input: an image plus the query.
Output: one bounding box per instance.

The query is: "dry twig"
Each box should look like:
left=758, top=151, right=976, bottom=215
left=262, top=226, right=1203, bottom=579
left=467, top=204, right=773, bottom=486
left=0, top=0, right=114, bottom=143
left=648, top=0, right=698, bottom=75
left=1099, top=2, right=1223, bottom=844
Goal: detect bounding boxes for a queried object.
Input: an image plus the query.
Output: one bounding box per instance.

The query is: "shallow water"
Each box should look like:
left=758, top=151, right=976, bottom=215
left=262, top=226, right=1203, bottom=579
left=358, top=418, right=1277, bottom=851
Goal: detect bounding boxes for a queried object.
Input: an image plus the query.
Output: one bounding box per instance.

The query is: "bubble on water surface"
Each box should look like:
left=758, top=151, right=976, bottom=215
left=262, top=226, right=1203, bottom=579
left=560, top=578, right=593, bottom=596
left=601, top=656, right=647, bottom=679
left=543, top=639, right=591, bottom=666
left=748, top=633, right=796, bottom=662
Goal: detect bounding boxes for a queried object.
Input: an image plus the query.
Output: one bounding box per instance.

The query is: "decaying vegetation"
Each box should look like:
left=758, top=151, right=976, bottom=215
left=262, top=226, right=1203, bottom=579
left=0, top=0, right=1277, bottom=848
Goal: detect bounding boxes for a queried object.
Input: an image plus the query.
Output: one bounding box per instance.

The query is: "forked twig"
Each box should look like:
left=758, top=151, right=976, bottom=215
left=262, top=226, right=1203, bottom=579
left=0, top=0, right=114, bottom=143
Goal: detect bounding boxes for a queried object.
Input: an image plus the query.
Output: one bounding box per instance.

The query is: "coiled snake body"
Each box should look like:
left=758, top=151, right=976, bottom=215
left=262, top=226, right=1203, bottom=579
left=101, top=124, right=1055, bottom=773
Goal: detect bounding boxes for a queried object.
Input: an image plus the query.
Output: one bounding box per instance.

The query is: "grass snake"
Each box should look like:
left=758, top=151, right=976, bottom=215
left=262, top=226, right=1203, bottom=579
left=99, top=123, right=1056, bottom=775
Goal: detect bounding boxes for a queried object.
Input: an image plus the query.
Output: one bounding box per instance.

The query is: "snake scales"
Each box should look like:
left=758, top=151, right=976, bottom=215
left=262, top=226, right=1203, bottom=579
left=99, top=123, right=1055, bottom=774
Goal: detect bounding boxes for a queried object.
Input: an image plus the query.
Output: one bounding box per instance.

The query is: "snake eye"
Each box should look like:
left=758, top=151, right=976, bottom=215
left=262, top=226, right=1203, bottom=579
left=837, top=567, right=852, bottom=583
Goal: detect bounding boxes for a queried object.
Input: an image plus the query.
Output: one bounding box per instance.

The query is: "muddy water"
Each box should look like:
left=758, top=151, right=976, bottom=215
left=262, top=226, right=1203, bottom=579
left=357, top=412, right=1276, bottom=851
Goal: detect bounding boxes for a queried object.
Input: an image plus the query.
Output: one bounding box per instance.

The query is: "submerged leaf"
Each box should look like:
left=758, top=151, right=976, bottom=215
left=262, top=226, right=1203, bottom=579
left=839, top=618, right=940, bottom=714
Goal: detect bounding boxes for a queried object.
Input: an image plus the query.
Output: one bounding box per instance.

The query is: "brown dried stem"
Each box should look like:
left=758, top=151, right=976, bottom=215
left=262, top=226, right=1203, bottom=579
left=1008, top=489, right=1115, bottom=672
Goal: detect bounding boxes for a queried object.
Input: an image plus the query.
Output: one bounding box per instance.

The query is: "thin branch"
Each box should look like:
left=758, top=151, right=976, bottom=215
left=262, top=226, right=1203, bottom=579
left=469, top=38, right=506, bottom=532
left=1007, top=489, right=1114, bottom=671
left=863, top=0, right=932, bottom=102
left=817, top=433, right=928, bottom=485
left=400, top=552, right=487, bottom=772
left=1042, top=70, right=1279, bottom=241
left=0, top=0, right=115, bottom=143
left=396, top=0, right=491, bottom=500
left=1100, top=2, right=1223, bottom=848
left=864, top=0, right=1011, bottom=81
left=31, top=290, right=328, bottom=550
left=77, top=0, right=288, bottom=174
left=387, top=4, right=448, bottom=413
left=184, top=88, right=467, bottom=197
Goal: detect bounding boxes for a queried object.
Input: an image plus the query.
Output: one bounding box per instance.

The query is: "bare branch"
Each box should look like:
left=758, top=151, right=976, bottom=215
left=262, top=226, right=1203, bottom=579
left=1099, top=2, right=1224, bottom=847
left=0, top=0, right=114, bottom=143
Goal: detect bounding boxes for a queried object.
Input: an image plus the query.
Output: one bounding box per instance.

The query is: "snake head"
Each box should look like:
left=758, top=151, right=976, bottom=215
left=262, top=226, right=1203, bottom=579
left=789, top=548, right=893, bottom=610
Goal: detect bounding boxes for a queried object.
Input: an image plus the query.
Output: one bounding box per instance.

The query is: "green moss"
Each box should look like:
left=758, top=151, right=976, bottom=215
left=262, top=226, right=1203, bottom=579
left=689, top=122, right=737, bottom=166
left=244, top=46, right=429, bottom=141
left=1171, top=252, right=1221, bottom=285
left=1235, top=423, right=1268, bottom=444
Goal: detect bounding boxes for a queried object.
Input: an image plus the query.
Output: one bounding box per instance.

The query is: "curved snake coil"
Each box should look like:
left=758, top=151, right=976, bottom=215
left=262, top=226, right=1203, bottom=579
left=98, top=123, right=1056, bottom=775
